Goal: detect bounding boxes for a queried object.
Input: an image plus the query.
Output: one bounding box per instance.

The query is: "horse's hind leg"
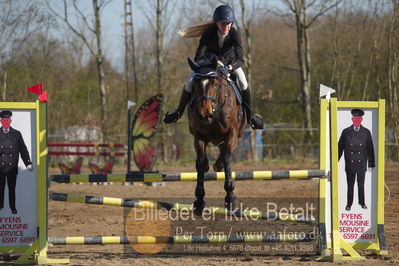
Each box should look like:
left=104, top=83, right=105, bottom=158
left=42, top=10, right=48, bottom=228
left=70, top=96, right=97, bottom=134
left=193, top=138, right=209, bottom=215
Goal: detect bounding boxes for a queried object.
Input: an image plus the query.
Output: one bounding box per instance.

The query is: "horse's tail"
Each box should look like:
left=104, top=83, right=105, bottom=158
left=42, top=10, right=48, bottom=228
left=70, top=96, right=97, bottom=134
left=178, top=21, right=214, bottom=38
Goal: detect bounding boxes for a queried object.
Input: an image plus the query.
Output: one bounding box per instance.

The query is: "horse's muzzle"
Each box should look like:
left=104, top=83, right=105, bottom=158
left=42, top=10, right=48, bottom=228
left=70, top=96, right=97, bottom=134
left=197, top=96, right=216, bottom=124
left=199, top=113, right=214, bottom=124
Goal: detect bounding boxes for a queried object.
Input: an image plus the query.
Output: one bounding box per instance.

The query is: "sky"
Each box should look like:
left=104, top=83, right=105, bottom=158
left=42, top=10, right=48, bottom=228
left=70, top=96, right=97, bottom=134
left=62, top=0, right=190, bottom=70
left=51, top=0, right=280, bottom=71
left=100, top=0, right=139, bottom=69
left=78, top=0, right=138, bottom=70
left=48, top=0, right=146, bottom=71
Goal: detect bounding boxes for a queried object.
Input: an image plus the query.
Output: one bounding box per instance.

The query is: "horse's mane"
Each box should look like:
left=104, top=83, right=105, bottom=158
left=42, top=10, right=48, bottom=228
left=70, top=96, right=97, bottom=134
left=188, top=57, right=218, bottom=76
left=178, top=21, right=214, bottom=38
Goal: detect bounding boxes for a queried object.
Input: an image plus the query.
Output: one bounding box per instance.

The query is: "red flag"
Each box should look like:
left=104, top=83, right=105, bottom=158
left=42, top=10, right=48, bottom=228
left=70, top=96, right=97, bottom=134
left=27, top=83, right=43, bottom=95
left=38, top=90, right=48, bottom=102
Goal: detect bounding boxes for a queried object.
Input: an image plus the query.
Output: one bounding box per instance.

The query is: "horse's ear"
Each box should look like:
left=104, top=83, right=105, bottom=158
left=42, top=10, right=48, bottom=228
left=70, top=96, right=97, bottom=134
left=187, top=57, right=199, bottom=71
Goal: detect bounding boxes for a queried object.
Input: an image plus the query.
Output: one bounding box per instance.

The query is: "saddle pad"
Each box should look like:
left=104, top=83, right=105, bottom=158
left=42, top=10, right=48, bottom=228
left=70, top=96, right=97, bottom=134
left=227, top=78, right=243, bottom=105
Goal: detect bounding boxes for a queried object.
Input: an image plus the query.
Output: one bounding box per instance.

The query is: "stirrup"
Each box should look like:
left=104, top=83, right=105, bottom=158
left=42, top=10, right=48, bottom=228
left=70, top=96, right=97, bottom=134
left=249, top=114, right=264, bottom=129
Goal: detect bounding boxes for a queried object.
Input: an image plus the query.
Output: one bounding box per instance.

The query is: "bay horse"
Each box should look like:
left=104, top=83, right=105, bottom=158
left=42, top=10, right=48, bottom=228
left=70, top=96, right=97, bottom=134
left=186, top=58, right=246, bottom=215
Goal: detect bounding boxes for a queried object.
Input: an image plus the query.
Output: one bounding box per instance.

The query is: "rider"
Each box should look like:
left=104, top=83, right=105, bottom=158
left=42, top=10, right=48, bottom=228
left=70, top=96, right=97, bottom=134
left=163, top=4, right=264, bottom=129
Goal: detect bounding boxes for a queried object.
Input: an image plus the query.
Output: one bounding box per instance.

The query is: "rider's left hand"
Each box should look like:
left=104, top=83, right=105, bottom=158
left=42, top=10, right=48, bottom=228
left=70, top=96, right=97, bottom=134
left=218, top=65, right=229, bottom=76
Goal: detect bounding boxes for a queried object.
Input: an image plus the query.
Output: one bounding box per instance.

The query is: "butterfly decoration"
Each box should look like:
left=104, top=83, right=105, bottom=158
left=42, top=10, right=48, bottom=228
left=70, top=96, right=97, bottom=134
left=89, top=157, right=115, bottom=174
left=58, top=157, right=84, bottom=174
left=131, top=94, right=163, bottom=172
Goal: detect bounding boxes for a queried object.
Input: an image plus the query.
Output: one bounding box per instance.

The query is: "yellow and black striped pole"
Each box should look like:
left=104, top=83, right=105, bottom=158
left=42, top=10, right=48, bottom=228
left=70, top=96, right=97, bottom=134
left=50, top=169, right=328, bottom=183
left=49, top=233, right=316, bottom=245
left=49, top=192, right=315, bottom=222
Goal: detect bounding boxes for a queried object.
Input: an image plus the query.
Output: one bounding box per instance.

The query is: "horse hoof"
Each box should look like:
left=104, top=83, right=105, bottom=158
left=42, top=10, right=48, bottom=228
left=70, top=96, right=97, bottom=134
left=213, top=162, right=223, bottom=172
left=193, top=200, right=206, bottom=216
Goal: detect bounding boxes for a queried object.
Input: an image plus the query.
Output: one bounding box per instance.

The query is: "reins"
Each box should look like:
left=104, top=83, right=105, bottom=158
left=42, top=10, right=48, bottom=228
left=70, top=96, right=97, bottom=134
left=193, top=75, right=228, bottom=122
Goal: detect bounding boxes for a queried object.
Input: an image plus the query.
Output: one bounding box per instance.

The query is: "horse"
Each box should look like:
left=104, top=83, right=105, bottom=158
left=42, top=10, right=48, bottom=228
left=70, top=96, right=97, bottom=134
left=186, top=58, right=246, bottom=215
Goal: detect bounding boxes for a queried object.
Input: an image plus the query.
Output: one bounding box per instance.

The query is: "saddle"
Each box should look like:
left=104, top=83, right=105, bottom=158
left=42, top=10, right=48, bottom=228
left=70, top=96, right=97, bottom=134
left=188, top=58, right=242, bottom=105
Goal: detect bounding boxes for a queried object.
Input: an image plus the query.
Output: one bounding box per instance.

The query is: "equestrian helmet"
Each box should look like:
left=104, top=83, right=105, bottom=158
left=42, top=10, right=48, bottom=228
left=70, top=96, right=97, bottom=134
left=213, top=5, right=235, bottom=23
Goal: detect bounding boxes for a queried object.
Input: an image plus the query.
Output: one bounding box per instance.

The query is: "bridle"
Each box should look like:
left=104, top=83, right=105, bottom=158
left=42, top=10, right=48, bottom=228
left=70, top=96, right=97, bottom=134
left=192, top=72, right=227, bottom=121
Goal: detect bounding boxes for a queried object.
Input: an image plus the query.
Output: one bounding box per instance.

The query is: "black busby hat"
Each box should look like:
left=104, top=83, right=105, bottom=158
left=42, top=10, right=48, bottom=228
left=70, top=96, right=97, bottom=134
left=351, top=109, right=364, bottom=117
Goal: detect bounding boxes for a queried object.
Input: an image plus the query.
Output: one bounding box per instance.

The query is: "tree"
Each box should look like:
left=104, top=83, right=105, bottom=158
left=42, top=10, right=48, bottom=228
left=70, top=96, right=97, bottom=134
left=320, top=1, right=387, bottom=101
left=239, top=0, right=263, bottom=87
left=48, top=0, right=109, bottom=139
left=239, top=0, right=263, bottom=161
left=124, top=0, right=138, bottom=102
left=387, top=0, right=399, bottom=159
left=0, top=0, right=50, bottom=101
left=280, top=0, right=341, bottom=143
left=138, top=0, right=178, bottom=161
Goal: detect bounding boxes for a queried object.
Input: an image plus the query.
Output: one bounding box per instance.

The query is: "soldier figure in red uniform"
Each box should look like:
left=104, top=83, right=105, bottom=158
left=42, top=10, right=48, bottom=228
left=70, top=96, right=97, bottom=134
left=338, top=109, right=375, bottom=211
left=0, top=110, right=33, bottom=214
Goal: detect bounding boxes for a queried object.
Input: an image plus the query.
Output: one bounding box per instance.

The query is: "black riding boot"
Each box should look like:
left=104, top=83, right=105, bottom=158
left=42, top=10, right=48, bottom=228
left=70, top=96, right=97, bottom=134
left=242, top=88, right=264, bottom=129
left=164, top=89, right=191, bottom=123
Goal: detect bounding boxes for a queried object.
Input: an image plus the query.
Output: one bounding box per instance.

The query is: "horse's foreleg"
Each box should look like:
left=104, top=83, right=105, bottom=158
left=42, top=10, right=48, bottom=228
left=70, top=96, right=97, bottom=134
left=193, top=138, right=208, bottom=215
left=222, top=134, right=238, bottom=210
left=213, top=144, right=224, bottom=172
left=223, top=151, right=236, bottom=210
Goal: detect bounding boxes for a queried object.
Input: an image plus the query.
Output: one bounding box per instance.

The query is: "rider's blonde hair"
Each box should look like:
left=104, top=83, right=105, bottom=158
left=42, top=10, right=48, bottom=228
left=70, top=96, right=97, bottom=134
left=178, top=21, right=214, bottom=38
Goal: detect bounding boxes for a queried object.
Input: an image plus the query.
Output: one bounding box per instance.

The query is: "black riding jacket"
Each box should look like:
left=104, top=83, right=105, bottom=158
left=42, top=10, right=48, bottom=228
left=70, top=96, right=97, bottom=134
left=0, top=127, right=32, bottom=174
left=338, top=125, right=375, bottom=173
left=194, top=25, right=244, bottom=71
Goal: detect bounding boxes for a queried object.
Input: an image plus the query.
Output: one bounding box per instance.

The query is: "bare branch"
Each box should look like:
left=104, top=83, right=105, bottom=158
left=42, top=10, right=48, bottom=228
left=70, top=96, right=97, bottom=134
left=160, top=0, right=171, bottom=13
left=0, top=1, right=49, bottom=61
left=46, top=0, right=97, bottom=56
left=306, top=0, right=343, bottom=28
left=73, top=0, right=96, bottom=34
left=137, top=1, right=156, bottom=31
left=281, top=0, right=296, bottom=13
left=100, top=0, right=113, bottom=9
left=305, top=0, right=319, bottom=9
left=246, top=0, right=264, bottom=27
